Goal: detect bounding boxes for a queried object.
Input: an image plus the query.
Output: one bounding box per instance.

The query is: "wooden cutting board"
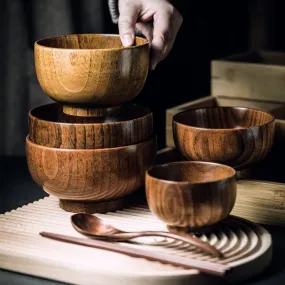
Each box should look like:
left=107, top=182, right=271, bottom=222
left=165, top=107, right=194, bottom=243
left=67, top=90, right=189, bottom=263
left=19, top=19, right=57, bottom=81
left=0, top=196, right=272, bottom=285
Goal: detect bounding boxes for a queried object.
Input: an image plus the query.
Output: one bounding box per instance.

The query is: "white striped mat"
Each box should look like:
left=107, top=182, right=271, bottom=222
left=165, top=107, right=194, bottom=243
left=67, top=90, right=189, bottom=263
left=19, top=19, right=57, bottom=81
left=0, top=196, right=272, bottom=285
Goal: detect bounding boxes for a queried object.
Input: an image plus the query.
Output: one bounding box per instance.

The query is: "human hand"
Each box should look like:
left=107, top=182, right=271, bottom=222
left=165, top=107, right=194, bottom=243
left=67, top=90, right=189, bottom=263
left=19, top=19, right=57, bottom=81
left=118, top=0, right=183, bottom=70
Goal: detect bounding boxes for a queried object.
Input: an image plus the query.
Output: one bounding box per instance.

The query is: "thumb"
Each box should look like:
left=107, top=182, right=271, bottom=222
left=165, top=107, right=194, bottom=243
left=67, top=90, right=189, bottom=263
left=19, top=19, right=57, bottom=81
left=118, top=1, right=139, bottom=47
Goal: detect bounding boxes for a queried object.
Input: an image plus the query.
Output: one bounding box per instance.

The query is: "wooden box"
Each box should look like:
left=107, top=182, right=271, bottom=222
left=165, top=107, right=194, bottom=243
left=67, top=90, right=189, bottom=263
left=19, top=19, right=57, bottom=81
left=211, top=50, right=285, bottom=102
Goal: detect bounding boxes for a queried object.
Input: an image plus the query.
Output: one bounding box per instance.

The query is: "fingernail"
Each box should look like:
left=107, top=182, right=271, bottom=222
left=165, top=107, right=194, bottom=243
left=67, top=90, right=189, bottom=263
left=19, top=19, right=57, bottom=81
left=122, top=34, right=133, bottom=47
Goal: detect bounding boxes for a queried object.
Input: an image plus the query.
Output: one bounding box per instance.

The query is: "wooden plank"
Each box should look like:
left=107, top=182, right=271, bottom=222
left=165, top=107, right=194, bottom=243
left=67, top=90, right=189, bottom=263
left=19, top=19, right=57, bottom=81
left=231, top=180, right=285, bottom=226
left=211, top=50, right=285, bottom=103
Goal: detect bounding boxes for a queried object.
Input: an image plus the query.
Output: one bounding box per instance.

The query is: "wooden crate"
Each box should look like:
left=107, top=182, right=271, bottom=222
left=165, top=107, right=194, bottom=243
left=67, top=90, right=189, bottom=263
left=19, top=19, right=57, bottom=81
left=211, top=50, right=285, bottom=102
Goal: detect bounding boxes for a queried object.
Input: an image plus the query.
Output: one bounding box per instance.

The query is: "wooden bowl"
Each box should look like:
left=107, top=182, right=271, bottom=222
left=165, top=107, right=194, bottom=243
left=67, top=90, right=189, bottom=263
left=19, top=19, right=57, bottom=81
left=145, top=161, right=237, bottom=230
left=173, top=107, right=275, bottom=169
left=26, top=135, right=156, bottom=213
left=34, top=34, right=149, bottom=116
left=29, top=103, right=153, bottom=149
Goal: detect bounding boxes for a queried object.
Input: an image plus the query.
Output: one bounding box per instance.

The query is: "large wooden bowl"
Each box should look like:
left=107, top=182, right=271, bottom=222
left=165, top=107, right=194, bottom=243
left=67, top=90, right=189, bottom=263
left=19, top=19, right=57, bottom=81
left=173, top=107, right=275, bottom=169
left=26, top=135, right=156, bottom=213
left=29, top=103, right=153, bottom=149
left=145, top=161, right=237, bottom=230
left=34, top=34, right=149, bottom=116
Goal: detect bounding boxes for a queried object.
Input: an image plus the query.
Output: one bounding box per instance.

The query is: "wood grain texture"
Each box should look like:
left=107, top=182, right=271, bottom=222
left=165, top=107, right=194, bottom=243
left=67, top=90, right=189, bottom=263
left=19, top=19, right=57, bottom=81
left=58, top=194, right=135, bottom=213
left=26, top=135, right=156, bottom=206
left=166, top=96, right=283, bottom=148
left=173, top=107, right=275, bottom=169
left=211, top=50, right=285, bottom=103
left=34, top=34, right=149, bottom=110
left=145, top=161, right=237, bottom=229
left=29, top=103, right=153, bottom=149
left=62, top=105, right=120, bottom=117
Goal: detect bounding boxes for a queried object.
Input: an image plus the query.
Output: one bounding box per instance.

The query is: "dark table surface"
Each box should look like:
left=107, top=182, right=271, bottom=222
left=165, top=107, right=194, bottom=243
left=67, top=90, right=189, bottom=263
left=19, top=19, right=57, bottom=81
left=0, top=156, right=285, bottom=285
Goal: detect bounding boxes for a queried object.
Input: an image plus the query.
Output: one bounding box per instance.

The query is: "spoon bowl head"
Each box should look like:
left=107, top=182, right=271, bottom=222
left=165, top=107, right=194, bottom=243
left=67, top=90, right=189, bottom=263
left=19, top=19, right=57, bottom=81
left=71, top=213, right=121, bottom=236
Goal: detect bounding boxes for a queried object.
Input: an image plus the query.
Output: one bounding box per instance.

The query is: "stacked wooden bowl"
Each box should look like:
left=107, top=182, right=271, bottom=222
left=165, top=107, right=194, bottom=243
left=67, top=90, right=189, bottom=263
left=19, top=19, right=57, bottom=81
left=26, top=34, right=157, bottom=213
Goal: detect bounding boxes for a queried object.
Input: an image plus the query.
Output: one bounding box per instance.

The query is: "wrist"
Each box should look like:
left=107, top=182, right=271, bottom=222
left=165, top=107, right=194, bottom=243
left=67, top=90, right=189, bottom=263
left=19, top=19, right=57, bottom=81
left=108, top=0, right=119, bottom=24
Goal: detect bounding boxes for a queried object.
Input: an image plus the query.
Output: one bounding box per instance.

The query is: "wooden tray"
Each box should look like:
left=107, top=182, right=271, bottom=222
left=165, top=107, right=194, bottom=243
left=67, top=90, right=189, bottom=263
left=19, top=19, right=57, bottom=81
left=0, top=195, right=272, bottom=285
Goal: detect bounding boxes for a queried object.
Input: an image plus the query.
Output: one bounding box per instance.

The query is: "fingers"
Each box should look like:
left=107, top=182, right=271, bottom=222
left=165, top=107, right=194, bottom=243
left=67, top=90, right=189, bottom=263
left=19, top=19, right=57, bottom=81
left=118, top=0, right=140, bottom=47
left=151, top=7, right=183, bottom=70
left=135, top=21, right=153, bottom=43
left=118, top=0, right=183, bottom=70
left=160, top=9, right=183, bottom=61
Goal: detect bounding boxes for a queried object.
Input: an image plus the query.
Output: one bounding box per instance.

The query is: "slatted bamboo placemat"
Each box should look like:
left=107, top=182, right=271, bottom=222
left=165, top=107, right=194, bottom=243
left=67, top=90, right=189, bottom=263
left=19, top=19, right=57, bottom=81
left=0, top=196, right=272, bottom=285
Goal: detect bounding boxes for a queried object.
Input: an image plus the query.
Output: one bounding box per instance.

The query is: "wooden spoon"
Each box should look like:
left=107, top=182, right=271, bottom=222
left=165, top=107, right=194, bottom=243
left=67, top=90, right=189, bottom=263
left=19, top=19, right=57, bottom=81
left=40, top=231, right=230, bottom=277
left=70, top=213, right=223, bottom=258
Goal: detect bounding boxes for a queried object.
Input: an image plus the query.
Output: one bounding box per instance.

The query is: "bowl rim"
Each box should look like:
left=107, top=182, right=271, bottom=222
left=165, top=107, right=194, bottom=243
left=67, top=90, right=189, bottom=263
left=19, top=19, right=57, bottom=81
left=28, top=103, right=153, bottom=126
left=172, top=106, right=275, bottom=131
left=26, top=134, right=156, bottom=152
left=34, top=33, right=149, bottom=51
left=146, top=161, right=236, bottom=185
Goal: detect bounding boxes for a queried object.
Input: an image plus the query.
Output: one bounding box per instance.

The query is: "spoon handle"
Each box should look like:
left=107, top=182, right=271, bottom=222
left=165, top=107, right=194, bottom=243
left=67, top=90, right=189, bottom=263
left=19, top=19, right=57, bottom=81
left=112, top=231, right=222, bottom=258
left=40, top=231, right=229, bottom=277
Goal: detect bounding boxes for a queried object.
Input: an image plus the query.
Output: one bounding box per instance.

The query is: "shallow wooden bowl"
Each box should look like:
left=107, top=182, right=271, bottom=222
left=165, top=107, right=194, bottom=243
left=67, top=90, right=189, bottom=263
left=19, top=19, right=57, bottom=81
left=29, top=103, right=153, bottom=149
left=34, top=34, right=149, bottom=116
left=173, top=107, right=275, bottom=169
left=145, top=161, right=237, bottom=230
left=26, top=135, right=156, bottom=213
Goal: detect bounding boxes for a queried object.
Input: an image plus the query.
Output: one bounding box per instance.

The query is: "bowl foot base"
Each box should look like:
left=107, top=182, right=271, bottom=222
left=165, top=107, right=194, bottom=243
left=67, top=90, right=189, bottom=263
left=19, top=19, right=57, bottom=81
left=236, top=167, right=252, bottom=178
left=167, top=219, right=226, bottom=235
left=62, top=104, right=121, bottom=117
left=59, top=196, right=132, bottom=214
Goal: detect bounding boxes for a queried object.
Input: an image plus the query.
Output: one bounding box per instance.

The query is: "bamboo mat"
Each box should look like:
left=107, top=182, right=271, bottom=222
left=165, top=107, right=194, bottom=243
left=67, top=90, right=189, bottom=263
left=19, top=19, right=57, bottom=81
left=0, top=196, right=272, bottom=285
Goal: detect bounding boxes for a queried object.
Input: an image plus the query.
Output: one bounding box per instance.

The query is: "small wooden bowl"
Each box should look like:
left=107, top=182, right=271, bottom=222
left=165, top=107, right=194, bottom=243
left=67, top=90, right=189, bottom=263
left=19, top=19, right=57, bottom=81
left=29, top=103, right=153, bottom=149
left=173, top=107, right=275, bottom=169
left=26, top=135, right=156, bottom=213
left=34, top=34, right=149, bottom=116
left=145, top=161, right=237, bottom=230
